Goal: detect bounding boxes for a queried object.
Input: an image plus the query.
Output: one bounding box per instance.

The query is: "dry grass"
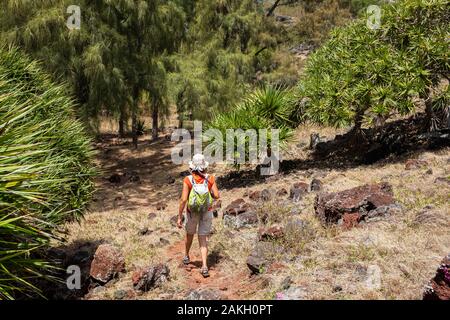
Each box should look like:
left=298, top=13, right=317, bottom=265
left=61, top=122, right=449, bottom=300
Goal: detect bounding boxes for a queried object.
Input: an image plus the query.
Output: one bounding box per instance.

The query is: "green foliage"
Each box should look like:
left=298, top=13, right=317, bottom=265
left=0, top=47, right=96, bottom=299
left=206, top=86, right=294, bottom=166
left=0, top=0, right=186, bottom=136
left=295, top=0, right=450, bottom=128
left=168, top=0, right=280, bottom=124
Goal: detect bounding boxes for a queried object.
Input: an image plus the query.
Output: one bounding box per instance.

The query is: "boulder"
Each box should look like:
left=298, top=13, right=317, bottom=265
left=405, top=159, right=428, bottom=170
left=310, top=178, right=323, bottom=192
left=285, top=217, right=310, bottom=236
left=309, top=133, right=321, bottom=149
left=185, top=288, right=225, bottom=300
left=249, top=189, right=272, bottom=202
left=314, top=182, right=397, bottom=226
left=246, top=242, right=279, bottom=274
left=132, top=263, right=170, bottom=292
left=248, top=190, right=261, bottom=201
left=223, top=211, right=259, bottom=229
left=275, top=286, right=307, bottom=300
left=423, top=254, right=450, bottom=300
left=289, top=182, right=309, bottom=202
left=276, top=188, right=288, bottom=197
left=223, top=199, right=252, bottom=216
left=90, top=244, right=125, bottom=284
left=258, top=225, right=284, bottom=241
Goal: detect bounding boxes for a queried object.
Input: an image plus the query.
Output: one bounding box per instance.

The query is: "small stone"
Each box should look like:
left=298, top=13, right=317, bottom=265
left=289, top=182, right=309, bottom=202
left=138, top=227, right=150, bottom=236
left=405, top=159, right=428, bottom=170
left=333, top=285, right=343, bottom=293
left=276, top=188, right=288, bottom=197
left=132, top=263, right=170, bottom=292
left=114, top=290, right=127, bottom=300
left=185, top=289, right=225, bottom=300
left=280, top=276, right=292, bottom=290
left=160, top=237, right=170, bottom=246
left=310, top=178, right=323, bottom=192
left=148, top=213, right=157, bottom=220
left=258, top=225, right=284, bottom=241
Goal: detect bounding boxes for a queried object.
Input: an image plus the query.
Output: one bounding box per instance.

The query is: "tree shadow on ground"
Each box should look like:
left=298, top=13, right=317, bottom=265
left=217, top=115, right=449, bottom=190
left=34, top=240, right=104, bottom=300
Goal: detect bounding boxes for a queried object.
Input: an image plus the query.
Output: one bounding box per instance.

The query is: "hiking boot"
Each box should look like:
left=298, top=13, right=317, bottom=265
left=183, top=256, right=190, bottom=265
left=201, top=267, right=210, bottom=278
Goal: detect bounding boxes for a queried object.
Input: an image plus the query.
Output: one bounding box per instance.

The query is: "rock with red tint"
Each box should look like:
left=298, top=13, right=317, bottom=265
left=342, top=212, right=361, bottom=229
left=248, top=189, right=272, bottom=202
left=90, top=244, right=125, bottom=284
left=276, top=188, right=288, bottom=197
left=423, top=254, right=450, bottom=300
left=258, top=225, right=284, bottom=241
left=223, top=198, right=252, bottom=216
left=249, top=190, right=262, bottom=201
left=289, top=182, right=309, bottom=202
left=405, top=159, right=428, bottom=170
left=132, top=263, right=170, bottom=292
left=314, top=182, right=397, bottom=226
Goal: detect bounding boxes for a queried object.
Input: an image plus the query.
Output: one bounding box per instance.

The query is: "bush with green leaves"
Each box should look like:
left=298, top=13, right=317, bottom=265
left=0, top=47, right=96, bottom=299
left=205, top=86, right=294, bottom=167
left=295, top=0, right=449, bottom=130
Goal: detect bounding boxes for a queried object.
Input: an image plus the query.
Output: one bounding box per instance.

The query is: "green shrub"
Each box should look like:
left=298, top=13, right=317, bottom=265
left=295, top=0, right=450, bottom=129
left=205, top=86, right=294, bottom=167
left=0, top=47, right=96, bottom=299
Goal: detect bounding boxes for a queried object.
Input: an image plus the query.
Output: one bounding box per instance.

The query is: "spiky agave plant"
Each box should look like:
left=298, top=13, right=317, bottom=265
left=205, top=86, right=294, bottom=168
left=0, top=47, right=96, bottom=299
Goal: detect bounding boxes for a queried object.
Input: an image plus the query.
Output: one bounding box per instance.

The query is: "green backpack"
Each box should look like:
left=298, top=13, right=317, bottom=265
left=187, top=175, right=213, bottom=214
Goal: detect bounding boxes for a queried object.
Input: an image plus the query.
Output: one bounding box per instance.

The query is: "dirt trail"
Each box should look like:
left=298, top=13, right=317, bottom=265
left=166, top=240, right=239, bottom=299
left=88, top=131, right=257, bottom=299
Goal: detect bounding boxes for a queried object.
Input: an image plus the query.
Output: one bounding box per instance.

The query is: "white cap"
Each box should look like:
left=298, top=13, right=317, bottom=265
left=189, top=154, right=209, bottom=171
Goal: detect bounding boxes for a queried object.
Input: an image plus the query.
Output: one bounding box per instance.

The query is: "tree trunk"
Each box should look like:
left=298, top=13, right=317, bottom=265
left=266, top=0, right=282, bottom=17
left=152, top=105, right=159, bottom=140
left=131, top=107, right=138, bottom=149
left=178, top=114, right=183, bottom=129
left=119, top=107, right=125, bottom=137
left=425, top=94, right=437, bottom=131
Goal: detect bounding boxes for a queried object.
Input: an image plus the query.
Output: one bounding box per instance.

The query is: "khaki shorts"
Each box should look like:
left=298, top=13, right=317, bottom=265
left=184, top=211, right=213, bottom=235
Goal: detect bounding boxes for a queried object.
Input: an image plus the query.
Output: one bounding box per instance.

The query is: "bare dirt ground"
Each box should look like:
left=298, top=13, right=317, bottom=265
left=61, top=122, right=449, bottom=300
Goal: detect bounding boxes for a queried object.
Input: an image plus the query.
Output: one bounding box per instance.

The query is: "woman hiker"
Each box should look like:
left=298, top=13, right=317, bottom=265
left=177, top=154, right=220, bottom=278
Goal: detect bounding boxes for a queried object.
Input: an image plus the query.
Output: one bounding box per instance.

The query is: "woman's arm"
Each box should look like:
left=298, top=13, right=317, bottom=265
left=210, top=181, right=220, bottom=200
left=177, top=181, right=190, bottom=228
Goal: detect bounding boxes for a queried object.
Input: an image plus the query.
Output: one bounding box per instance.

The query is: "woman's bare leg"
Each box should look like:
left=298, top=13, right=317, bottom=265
left=185, top=233, right=194, bottom=257
left=198, top=235, right=208, bottom=269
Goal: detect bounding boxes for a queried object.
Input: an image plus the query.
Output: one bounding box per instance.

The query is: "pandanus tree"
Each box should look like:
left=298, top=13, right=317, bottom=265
left=205, top=86, right=295, bottom=170
left=294, top=0, right=450, bottom=132
left=0, top=47, right=96, bottom=299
